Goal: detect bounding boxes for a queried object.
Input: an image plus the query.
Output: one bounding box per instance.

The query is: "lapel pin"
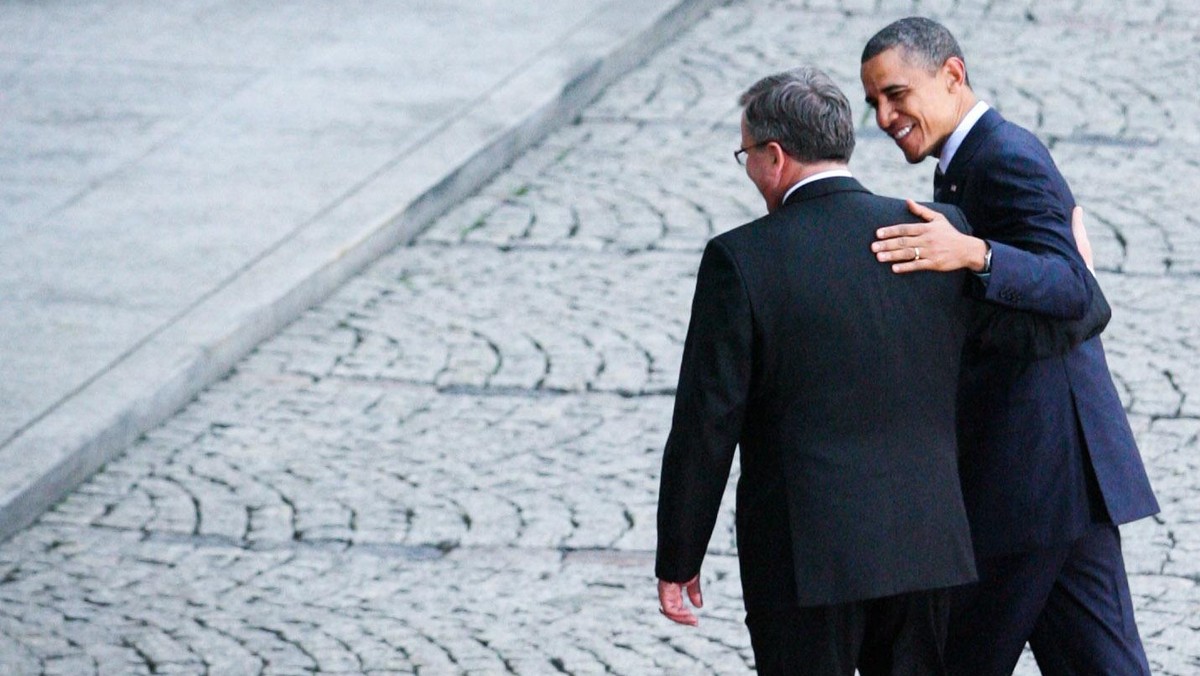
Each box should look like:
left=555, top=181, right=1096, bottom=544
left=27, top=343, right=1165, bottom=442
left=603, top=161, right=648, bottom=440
left=950, top=184, right=957, bottom=192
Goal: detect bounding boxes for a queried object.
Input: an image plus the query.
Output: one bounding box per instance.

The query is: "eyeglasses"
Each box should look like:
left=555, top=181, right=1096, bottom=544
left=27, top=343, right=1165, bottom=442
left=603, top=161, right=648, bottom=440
left=734, top=140, right=772, bottom=166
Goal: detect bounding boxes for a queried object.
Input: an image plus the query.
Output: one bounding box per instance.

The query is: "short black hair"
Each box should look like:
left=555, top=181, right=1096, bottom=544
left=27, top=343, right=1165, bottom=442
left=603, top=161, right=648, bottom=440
left=862, top=17, right=969, bottom=85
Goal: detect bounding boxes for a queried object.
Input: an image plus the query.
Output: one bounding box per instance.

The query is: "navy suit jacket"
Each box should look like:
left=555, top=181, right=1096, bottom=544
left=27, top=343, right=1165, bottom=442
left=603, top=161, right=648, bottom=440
left=940, top=108, right=1159, bottom=558
left=656, top=178, right=978, bottom=609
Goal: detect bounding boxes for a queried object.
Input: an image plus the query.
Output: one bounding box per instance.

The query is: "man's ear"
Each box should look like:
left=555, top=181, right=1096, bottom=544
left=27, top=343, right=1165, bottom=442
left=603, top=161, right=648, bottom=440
left=768, top=141, right=787, bottom=165
left=767, top=142, right=787, bottom=177
left=943, top=57, right=968, bottom=91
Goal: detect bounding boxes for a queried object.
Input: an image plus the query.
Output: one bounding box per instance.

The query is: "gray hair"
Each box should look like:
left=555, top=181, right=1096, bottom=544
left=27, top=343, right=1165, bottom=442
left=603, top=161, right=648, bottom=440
left=738, top=66, right=855, bottom=163
left=861, top=17, right=970, bottom=85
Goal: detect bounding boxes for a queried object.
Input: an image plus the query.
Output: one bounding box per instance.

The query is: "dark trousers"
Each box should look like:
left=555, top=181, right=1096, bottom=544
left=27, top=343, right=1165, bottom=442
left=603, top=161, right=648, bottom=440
left=945, top=523, right=1149, bottom=675
left=745, top=588, right=951, bottom=676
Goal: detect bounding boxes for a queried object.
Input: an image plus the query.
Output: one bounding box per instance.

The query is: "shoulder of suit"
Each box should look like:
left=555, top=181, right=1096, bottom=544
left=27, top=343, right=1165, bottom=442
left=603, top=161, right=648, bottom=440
left=978, top=116, right=1050, bottom=159
left=930, top=201, right=970, bottom=232
left=714, top=209, right=787, bottom=244
left=954, top=128, right=1049, bottom=185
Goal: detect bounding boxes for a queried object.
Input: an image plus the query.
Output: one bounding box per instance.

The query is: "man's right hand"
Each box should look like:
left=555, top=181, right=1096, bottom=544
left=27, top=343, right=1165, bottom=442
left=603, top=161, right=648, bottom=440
left=658, top=574, right=703, bottom=626
left=871, top=200, right=989, bottom=274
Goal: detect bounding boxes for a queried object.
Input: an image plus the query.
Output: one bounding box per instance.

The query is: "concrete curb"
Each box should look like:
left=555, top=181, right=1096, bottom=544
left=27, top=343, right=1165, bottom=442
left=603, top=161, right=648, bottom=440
left=0, top=0, right=724, bottom=542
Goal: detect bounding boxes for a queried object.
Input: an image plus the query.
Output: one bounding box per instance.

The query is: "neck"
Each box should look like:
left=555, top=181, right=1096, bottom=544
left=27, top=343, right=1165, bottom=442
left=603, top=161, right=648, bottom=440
left=934, top=91, right=979, bottom=159
left=770, top=161, right=847, bottom=210
left=954, top=90, right=980, bottom=128
left=792, top=160, right=848, bottom=184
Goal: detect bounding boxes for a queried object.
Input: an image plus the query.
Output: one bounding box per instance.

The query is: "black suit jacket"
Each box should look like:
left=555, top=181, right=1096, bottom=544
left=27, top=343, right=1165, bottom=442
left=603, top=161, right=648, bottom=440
left=939, top=109, right=1158, bottom=557
left=656, top=177, right=978, bottom=608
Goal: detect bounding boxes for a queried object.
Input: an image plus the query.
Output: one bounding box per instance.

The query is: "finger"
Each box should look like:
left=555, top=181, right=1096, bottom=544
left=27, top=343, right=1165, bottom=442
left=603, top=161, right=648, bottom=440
left=905, top=198, right=944, bottom=222
left=685, top=576, right=703, bottom=609
left=875, top=223, right=926, bottom=240
left=890, top=260, right=928, bottom=274
left=660, top=606, right=699, bottom=626
left=872, top=236, right=917, bottom=254
left=876, top=246, right=922, bottom=263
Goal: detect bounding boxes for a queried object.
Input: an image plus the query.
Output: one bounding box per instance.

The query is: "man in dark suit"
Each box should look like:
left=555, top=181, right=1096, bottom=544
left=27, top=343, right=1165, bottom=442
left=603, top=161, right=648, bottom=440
left=861, top=17, right=1159, bottom=675
left=655, top=65, right=984, bottom=675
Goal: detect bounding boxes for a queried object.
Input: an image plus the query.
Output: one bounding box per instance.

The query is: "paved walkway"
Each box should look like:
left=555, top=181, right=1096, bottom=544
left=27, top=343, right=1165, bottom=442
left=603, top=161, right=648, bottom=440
left=0, top=0, right=716, bottom=538
left=2, top=0, right=1198, bottom=674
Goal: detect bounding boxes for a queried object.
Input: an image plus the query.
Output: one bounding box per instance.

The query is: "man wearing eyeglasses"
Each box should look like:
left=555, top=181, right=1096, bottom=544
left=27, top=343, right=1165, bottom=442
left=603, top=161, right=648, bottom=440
left=654, top=65, right=982, bottom=674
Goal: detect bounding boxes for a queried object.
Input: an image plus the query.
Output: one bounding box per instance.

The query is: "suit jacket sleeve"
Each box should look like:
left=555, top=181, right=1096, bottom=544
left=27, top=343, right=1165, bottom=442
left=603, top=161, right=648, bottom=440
left=935, top=202, right=1111, bottom=359
left=969, top=146, right=1094, bottom=320
left=655, top=238, right=752, bottom=583
left=970, top=270, right=1111, bottom=358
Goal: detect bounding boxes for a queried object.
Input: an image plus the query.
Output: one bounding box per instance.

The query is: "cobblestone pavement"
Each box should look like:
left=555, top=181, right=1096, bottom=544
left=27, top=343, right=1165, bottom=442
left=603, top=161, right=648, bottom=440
left=2, top=1, right=1198, bottom=674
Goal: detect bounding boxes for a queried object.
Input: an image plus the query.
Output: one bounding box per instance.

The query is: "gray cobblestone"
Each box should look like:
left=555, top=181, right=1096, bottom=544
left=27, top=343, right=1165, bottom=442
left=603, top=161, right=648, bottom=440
left=2, top=525, right=751, bottom=673
left=246, top=248, right=697, bottom=395
left=44, top=382, right=680, bottom=549
left=2, top=0, right=1198, bottom=673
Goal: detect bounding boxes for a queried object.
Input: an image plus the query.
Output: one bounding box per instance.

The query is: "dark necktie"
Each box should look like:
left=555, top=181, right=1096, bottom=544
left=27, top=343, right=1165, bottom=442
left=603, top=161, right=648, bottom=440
left=933, top=165, right=947, bottom=202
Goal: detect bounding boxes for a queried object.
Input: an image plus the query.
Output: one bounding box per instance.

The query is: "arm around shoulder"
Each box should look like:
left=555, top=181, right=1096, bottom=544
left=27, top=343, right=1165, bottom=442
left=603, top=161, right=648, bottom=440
left=970, top=269, right=1111, bottom=359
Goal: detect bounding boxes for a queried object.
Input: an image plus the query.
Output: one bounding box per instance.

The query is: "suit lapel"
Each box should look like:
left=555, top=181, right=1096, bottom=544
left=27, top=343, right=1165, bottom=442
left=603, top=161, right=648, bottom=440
left=938, top=108, right=1005, bottom=202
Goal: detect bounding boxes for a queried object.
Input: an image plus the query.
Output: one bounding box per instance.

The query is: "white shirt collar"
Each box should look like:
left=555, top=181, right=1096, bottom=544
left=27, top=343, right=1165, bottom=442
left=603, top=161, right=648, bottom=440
left=781, top=168, right=854, bottom=205
left=938, top=101, right=990, bottom=173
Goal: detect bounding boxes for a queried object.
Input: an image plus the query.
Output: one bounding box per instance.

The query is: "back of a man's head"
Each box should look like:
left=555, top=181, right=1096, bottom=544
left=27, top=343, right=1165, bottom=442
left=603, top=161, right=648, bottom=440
left=862, top=16, right=969, bottom=84
left=738, top=66, right=855, bottom=164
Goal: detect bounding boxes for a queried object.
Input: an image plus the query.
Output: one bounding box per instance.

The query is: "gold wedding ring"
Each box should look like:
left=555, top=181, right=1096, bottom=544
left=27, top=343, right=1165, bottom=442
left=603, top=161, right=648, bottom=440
left=913, top=247, right=921, bottom=261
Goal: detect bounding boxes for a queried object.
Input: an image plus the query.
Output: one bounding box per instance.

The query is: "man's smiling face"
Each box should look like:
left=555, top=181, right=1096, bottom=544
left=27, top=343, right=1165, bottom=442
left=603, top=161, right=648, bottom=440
left=861, top=47, right=962, bottom=164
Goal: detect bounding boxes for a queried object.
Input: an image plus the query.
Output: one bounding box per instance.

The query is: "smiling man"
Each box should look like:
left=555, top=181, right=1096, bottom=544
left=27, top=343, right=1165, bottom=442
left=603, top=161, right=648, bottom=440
left=860, top=17, right=1159, bottom=676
